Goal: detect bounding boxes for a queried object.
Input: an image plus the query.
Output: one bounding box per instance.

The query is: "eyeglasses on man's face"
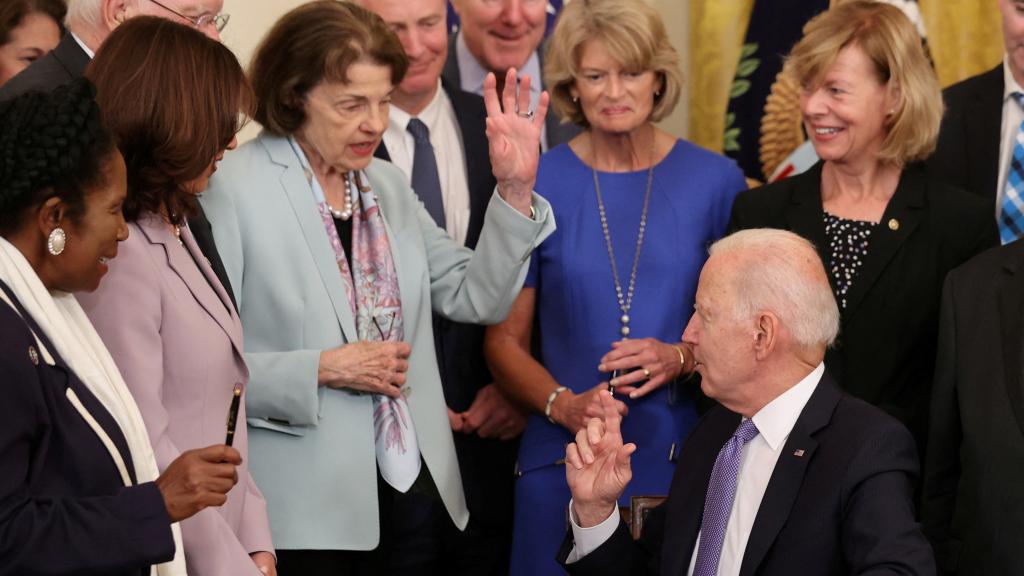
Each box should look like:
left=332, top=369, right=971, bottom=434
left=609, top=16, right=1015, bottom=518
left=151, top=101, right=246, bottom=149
left=147, top=0, right=230, bottom=33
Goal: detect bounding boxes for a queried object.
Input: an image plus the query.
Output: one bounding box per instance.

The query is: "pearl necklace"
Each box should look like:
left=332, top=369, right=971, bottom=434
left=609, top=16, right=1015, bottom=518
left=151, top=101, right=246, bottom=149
left=304, top=167, right=357, bottom=221
left=592, top=137, right=656, bottom=339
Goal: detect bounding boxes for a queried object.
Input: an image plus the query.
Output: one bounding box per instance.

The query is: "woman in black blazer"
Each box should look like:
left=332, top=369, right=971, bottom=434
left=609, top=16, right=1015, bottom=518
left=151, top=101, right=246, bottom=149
left=729, top=2, right=996, bottom=453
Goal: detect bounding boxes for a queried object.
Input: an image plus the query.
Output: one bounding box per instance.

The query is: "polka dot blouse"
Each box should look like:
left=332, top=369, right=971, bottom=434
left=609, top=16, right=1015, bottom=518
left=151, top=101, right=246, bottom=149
left=823, top=211, right=876, bottom=310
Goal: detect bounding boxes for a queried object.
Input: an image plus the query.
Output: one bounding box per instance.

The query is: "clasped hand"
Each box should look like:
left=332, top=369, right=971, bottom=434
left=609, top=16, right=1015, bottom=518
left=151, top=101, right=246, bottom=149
left=599, top=338, right=685, bottom=398
left=483, top=68, right=550, bottom=217
left=565, top=390, right=636, bottom=528
left=319, top=341, right=412, bottom=397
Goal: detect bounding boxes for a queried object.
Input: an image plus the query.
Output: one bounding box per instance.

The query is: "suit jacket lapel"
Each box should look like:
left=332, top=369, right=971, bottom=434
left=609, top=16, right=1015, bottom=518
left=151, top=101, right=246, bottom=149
left=136, top=217, right=245, bottom=358
left=53, top=34, right=91, bottom=78
left=784, top=164, right=833, bottom=290
left=661, top=411, right=742, bottom=576
left=738, top=374, right=839, bottom=576
left=966, top=64, right=1003, bottom=199
left=262, top=134, right=359, bottom=343
left=445, top=81, right=493, bottom=249
left=840, top=167, right=925, bottom=318
left=998, top=244, right=1024, bottom=439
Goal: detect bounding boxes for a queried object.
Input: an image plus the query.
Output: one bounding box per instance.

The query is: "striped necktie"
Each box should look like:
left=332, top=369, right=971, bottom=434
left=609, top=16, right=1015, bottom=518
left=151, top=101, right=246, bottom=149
left=1000, top=92, right=1024, bottom=244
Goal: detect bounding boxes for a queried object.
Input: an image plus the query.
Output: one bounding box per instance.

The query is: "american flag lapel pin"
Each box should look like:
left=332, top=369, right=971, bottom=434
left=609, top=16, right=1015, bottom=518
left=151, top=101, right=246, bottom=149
left=793, top=449, right=805, bottom=457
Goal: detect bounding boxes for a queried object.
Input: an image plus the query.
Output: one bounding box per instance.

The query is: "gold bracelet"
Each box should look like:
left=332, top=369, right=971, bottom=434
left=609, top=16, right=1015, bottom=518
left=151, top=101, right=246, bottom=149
left=673, top=345, right=686, bottom=374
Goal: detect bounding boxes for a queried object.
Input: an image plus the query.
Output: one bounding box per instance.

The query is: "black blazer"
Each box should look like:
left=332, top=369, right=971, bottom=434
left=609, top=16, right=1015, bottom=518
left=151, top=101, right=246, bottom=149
left=441, top=32, right=581, bottom=150
left=728, top=163, right=997, bottom=452
left=558, top=373, right=935, bottom=576
left=923, top=240, right=1024, bottom=575
left=0, top=34, right=237, bottom=310
left=926, top=63, right=1003, bottom=209
left=0, top=282, right=174, bottom=576
left=374, top=83, right=516, bottom=531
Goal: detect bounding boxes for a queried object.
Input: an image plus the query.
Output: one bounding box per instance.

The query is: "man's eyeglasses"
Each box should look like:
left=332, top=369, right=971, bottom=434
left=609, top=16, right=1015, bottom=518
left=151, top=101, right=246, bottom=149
left=148, top=0, right=230, bottom=32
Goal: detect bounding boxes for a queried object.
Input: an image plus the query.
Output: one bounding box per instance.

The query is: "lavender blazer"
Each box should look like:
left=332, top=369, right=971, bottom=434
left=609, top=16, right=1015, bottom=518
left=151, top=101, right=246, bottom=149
left=77, top=213, right=273, bottom=576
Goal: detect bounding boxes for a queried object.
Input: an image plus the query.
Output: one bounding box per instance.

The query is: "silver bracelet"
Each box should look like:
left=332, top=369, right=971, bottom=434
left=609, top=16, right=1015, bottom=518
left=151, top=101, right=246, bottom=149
left=544, top=386, right=567, bottom=424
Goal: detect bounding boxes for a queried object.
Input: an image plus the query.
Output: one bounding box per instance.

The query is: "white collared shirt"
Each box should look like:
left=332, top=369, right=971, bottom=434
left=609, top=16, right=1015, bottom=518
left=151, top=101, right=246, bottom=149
left=454, top=32, right=549, bottom=151
left=70, top=31, right=95, bottom=58
left=383, top=81, right=472, bottom=246
left=997, top=58, right=1024, bottom=220
left=567, top=362, right=826, bottom=576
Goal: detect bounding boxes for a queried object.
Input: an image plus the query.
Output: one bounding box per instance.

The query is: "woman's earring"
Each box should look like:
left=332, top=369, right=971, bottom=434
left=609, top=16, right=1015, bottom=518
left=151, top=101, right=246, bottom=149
left=572, top=96, right=579, bottom=103
left=47, top=227, right=66, bottom=256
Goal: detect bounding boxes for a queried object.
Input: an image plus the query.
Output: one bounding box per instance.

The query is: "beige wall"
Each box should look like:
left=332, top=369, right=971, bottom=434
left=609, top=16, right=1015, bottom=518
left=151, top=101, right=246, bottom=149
left=222, top=0, right=691, bottom=142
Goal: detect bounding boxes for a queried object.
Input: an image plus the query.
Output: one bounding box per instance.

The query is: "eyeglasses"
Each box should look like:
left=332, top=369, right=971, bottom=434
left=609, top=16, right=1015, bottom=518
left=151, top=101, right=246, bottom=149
left=148, top=0, right=230, bottom=32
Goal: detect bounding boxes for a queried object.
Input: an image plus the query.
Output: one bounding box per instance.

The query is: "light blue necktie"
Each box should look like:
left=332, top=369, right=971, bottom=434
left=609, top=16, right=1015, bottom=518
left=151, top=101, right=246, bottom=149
left=406, top=118, right=446, bottom=230
left=1000, top=92, right=1024, bottom=244
left=692, top=418, right=760, bottom=576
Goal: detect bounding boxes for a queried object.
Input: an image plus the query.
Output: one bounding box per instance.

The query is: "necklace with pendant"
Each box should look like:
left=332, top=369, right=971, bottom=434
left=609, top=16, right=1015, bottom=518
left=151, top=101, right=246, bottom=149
left=592, top=135, right=656, bottom=339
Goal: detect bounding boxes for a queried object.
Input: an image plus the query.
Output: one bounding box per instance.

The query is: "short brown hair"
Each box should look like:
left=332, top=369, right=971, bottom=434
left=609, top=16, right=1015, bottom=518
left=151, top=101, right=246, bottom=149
left=86, top=17, right=252, bottom=225
left=251, top=0, right=408, bottom=136
left=786, top=0, right=941, bottom=165
left=0, top=0, right=65, bottom=47
left=544, top=0, right=682, bottom=128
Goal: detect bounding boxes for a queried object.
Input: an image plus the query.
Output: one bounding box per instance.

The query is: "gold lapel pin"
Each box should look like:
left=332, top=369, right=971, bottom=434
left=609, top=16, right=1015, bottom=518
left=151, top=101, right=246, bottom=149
left=888, top=218, right=900, bottom=231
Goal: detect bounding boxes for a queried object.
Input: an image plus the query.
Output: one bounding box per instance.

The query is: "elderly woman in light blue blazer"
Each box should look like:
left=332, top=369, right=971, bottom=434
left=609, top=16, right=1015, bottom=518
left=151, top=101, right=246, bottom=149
left=199, top=2, right=555, bottom=574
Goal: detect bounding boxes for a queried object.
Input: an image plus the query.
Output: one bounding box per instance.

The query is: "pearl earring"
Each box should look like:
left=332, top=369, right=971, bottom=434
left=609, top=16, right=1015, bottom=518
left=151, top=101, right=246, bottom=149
left=572, top=96, right=579, bottom=103
left=47, top=227, right=66, bottom=256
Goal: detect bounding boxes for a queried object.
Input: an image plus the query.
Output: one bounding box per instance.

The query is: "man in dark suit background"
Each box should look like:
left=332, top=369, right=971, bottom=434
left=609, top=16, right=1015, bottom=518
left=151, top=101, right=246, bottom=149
left=928, top=0, right=1024, bottom=243
left=0, top=0, right=236, bottom=307
left=360, top=0, right=525, bottom=572
left=444, top=0, right=579, bottom=150
left=922, top=239, right=1024, bottom=575
left=559, top=229, right=934, bottom=576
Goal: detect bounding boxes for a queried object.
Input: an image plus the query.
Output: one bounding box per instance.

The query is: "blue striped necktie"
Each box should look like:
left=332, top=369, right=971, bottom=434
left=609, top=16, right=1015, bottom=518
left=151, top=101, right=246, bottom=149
left=1000, top=92, right=1024, bottom=244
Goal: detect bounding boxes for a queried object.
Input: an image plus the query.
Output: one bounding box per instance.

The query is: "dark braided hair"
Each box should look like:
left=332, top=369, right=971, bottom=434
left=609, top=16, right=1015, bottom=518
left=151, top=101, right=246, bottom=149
left=0, top=78, right=115, bottom=234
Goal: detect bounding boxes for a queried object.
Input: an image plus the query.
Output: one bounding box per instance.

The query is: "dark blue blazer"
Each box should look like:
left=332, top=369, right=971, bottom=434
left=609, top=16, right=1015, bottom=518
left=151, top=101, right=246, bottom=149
left=0, top=282, right=174, bottom=576
left=374, top=82, right=517, bottom=532
left=558, top=373, right=936, bottom=576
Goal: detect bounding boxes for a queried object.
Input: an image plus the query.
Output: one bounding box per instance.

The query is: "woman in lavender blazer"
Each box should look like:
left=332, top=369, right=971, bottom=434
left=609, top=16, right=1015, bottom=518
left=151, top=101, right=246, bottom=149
left=75, top=19, right=275, bottom=576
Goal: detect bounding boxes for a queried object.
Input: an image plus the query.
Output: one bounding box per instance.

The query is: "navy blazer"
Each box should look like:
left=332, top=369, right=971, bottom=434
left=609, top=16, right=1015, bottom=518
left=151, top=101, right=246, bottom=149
left=728, top=163, right=997, bottom=453
left=925, top=63, right=1002, bottom=209
left=0, top=282, right=174, bottom=576
left=558, top=373, right=936, bottom=576
left=374, top=82, right=516, bottom=533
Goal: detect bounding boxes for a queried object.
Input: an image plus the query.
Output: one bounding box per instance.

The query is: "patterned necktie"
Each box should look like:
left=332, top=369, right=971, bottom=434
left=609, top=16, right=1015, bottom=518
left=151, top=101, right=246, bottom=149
left=406, top=118, right=446, bottom=230
left=692, top=418, right=761, bottom=576
left=1000, top=92, right=1024, bottom=244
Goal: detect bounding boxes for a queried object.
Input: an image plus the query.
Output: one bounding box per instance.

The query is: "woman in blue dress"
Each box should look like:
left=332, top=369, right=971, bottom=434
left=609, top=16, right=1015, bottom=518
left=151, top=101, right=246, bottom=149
left=484, top=1, right=746, bottom=573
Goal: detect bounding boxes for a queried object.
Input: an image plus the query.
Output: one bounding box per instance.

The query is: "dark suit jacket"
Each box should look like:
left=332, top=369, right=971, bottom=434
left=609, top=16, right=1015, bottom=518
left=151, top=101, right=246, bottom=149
left=0, top=281, right=174, bottom=576
left=558, top=373, right=935, bottom=576
left=0, top=34, right=237, bottom=309
left=923, top=240, right=1024, bottom=576
left=441, top=33, right=581, bottom=150
left=926, top=63, right=1002, bottom=209
left=374, top=82, right=516, bottom=532
left=728, top=163, right=997, bottom=453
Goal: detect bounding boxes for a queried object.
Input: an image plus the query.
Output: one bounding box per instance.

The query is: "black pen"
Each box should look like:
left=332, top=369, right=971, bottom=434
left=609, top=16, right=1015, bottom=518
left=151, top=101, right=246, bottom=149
left=225, top=383, right=242, bottom=447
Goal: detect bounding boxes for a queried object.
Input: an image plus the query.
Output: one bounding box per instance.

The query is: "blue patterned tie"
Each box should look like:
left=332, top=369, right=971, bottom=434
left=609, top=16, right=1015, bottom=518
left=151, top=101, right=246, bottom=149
left=692, top=419, right=760, bottom=576
left=406, top=118, right=446, bottom=230
left=1000, top=93, right=1024, bottom=244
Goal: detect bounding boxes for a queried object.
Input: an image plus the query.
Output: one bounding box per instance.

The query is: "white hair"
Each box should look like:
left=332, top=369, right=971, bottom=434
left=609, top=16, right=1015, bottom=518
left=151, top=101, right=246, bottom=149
left=65, top=0, right=104, bottom=30
left=709, top=228, right=840, bottom=348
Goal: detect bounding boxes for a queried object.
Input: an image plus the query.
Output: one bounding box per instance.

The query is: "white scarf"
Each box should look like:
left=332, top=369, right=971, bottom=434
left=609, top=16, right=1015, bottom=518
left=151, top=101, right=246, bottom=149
left=0, top=237, right=186, bottom=576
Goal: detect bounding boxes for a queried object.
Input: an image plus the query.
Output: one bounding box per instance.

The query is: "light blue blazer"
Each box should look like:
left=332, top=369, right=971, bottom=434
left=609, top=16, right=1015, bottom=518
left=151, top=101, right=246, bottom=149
left=200, top=131, right=555, bottom=551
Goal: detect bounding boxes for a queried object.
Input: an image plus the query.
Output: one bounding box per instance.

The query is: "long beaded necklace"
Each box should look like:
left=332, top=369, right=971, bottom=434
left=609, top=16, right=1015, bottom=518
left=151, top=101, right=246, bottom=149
left=592, top=134, right=656, bottom=339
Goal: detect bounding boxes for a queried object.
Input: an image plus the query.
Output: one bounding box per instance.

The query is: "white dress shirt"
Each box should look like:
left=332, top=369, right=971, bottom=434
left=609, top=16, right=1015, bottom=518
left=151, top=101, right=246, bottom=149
left=383, top=81, right=473, bottom=246
left=71, top=32, right=95, bottom=58
left=567, top=362, right=826, bottom=576
left=996, top=58, right=1024, bottom=220
left=454, top=32, right=549, bottom=151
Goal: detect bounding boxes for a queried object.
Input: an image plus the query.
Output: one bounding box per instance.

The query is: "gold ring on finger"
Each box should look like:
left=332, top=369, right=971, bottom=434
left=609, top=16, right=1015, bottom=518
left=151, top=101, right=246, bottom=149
left=643, top=368, right=651, bottom=379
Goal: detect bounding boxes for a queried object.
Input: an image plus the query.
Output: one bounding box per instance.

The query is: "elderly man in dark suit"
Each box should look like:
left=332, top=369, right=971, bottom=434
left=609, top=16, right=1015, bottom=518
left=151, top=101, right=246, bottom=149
left=443, top=0, right=579, bottom=150
left=0, top=0, right=236, bottom=308
left=922, top=239, right=1024, bottom=576
left=359, top=0, right=526, bottom=572
left=558, top=229, right=934, bottom=576
left=928, top=0, right=1024, bottom=243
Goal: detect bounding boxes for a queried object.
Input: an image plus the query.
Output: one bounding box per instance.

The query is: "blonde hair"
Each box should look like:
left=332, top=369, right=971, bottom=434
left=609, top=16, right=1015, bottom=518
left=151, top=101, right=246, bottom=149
left=785, top=0, right=941, bottom=165
left=543, top=0, right=682, bottom=128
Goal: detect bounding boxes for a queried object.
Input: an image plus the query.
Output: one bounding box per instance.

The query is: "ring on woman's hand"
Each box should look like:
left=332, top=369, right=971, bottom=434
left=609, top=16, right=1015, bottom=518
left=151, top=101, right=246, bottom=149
left=642, top=367, right=651, bottom=379
left=517, top=109, right=535, bottom=120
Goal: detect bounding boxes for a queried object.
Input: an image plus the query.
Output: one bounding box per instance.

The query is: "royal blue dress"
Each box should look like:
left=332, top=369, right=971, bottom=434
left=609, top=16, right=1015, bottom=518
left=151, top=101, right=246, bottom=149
left=509, top=140, right=745, bottom=575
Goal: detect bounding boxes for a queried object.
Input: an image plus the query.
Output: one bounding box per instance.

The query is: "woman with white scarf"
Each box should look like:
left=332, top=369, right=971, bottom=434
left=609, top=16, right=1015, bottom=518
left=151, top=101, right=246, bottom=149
left=0, top=79, right=241, bottom=576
